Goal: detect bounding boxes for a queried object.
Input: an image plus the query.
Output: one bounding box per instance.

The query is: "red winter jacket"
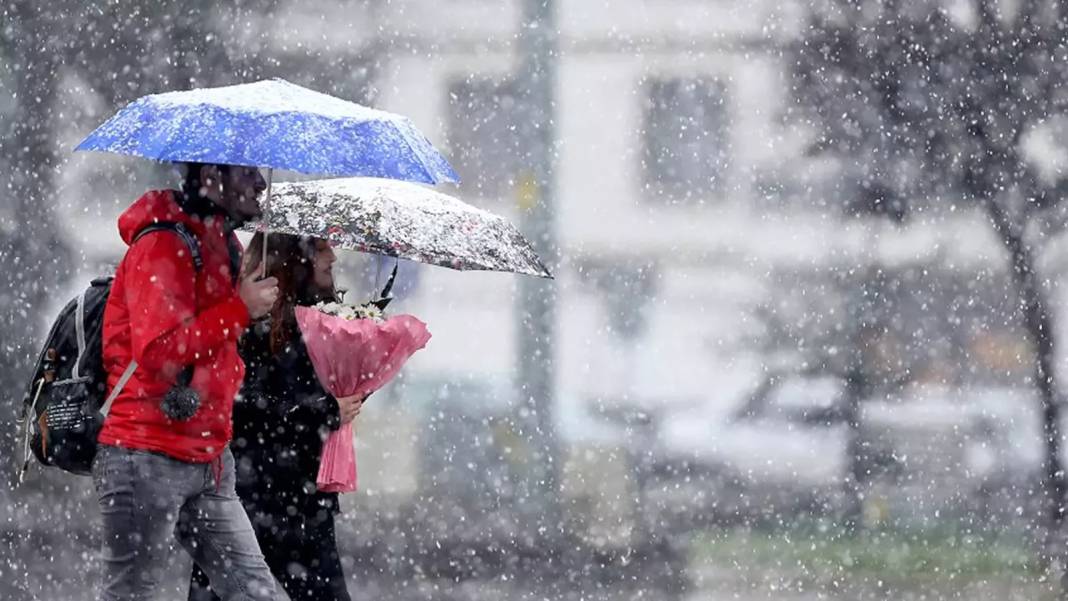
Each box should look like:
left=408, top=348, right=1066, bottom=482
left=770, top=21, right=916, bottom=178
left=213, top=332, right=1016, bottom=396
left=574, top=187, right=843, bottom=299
left=98, top=190, right=250, bottom=463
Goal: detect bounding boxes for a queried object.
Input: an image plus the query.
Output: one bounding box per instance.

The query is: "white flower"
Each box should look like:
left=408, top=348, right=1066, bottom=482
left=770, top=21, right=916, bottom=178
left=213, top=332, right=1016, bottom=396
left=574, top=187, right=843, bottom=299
left=353, top=304, right=384, bottom=320
left=313, top=300, right=385, bottom=322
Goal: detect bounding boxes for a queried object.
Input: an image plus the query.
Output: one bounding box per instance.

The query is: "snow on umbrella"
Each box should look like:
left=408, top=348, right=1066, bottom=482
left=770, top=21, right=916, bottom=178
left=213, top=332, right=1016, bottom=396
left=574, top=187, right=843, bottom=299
left=74, top=78, right=459, bottom=184
left=251, top=176, right=552, bottom=278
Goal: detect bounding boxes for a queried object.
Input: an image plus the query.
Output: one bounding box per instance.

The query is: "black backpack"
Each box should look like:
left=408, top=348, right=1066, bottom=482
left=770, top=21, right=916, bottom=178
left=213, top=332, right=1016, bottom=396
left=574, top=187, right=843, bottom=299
left=17, top=222, right=203, bottom=479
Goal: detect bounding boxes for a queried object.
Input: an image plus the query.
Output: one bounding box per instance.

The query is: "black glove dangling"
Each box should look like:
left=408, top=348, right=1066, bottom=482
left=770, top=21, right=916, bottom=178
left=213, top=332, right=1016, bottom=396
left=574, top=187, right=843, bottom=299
left=161, top=365, right=200, bottom=421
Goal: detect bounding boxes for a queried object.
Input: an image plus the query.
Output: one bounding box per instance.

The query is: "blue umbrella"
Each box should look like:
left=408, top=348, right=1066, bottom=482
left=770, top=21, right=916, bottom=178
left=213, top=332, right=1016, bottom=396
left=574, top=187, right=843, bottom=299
left=75, top=78, right=459, bottom=184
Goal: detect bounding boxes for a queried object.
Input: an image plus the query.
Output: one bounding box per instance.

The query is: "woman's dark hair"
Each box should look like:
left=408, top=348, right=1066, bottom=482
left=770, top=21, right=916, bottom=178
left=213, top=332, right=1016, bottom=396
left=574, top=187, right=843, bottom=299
left=244, top=231, right=338, bottom=354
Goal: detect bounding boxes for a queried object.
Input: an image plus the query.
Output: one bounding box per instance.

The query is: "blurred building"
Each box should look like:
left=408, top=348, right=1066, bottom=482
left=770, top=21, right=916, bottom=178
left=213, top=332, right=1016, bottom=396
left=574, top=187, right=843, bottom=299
left=363, top=0, right=806, bottom=414
left=347, top=0, right=1046, bottom=432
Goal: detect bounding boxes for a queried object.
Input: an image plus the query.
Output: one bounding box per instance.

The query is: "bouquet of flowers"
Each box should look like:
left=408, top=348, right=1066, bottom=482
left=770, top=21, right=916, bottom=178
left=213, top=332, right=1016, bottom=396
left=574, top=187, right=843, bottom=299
left=295, top=291, right=430, bottom=493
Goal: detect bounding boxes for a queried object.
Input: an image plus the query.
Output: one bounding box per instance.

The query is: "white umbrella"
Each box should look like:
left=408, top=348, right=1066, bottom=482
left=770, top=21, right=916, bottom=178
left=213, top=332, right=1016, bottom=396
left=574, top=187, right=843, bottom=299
left=252, top=177, right=551, bottom=279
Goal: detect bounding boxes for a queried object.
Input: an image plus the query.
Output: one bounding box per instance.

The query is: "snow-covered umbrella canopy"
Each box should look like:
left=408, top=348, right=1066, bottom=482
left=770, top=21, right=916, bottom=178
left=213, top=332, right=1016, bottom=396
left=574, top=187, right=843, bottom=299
left=252, top=177, right=551, bottom=278
left=75, top=78, right=459, bottom=184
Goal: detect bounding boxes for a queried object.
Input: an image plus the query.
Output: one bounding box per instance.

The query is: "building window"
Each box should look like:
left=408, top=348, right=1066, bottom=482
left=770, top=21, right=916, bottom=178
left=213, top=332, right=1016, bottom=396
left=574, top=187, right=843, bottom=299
left=446, top=76, right=522, bottom=200
left=641, top=77, right=729, bottom=203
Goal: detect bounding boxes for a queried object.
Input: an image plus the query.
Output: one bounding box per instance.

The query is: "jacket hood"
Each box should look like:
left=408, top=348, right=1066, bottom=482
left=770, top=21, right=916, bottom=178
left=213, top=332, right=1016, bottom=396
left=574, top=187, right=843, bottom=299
left=117, top=190, right=197, bottom=246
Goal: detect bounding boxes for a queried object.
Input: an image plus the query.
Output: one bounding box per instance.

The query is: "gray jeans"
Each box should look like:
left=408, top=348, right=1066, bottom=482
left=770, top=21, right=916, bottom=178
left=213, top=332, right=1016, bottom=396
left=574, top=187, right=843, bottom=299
left=93, top=445, right=281, bottom=601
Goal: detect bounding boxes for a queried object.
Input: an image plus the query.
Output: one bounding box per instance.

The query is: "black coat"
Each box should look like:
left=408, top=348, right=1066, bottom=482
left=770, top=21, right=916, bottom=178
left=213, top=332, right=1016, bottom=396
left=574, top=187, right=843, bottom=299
left=189, top=320, right=350, bottom=601
left=231, top=319, right=341, bottom=519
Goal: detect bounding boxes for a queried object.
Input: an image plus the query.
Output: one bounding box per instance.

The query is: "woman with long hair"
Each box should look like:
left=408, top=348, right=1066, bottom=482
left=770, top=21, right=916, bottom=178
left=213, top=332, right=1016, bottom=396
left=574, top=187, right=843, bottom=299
left=189, top=232, right=363, bottom=601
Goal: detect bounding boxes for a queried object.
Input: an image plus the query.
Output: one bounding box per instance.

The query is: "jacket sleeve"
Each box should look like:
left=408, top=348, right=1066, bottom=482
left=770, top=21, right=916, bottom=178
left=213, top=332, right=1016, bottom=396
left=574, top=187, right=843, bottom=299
left=293, top=392, right=342, bottom=432
left=274, top=336, right=342, bottom=431
left=124, top=232, right=250, bottom=379
left=236, top=325, right=341, bottom=430
left=291, top=353, right=342, bottom=430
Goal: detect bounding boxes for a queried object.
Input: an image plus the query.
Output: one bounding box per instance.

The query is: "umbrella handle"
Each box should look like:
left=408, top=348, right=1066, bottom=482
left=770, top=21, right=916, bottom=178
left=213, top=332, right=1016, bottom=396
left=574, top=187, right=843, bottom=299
left=261, top=167, right=273, bottom=275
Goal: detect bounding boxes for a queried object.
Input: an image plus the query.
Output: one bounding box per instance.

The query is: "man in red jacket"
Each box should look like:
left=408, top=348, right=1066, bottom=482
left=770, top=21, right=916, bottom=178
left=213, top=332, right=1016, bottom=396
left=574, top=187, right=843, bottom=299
left=94, top=162, right=282, bottom=601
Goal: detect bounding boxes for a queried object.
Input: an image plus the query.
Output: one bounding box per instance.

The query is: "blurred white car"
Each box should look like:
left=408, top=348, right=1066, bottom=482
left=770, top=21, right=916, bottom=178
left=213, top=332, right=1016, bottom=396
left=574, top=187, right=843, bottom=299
left=656, top=376, right=1052, bottom=525
left=654, top=375, right=852, bottom=521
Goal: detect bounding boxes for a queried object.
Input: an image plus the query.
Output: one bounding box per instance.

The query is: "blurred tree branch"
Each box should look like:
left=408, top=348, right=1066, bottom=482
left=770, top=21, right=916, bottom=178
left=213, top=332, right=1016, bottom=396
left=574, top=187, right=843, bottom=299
left=0, top=1, right=74, bottom=420
left=791, top=0, right=1068, bottom=569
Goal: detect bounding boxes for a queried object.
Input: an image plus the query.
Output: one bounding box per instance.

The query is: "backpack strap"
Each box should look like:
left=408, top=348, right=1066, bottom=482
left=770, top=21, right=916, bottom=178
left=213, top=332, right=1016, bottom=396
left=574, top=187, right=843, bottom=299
left=72, top=288, right=89, bottom=381
left=67, top=277, right=114, bottom=383
left=100, top=361, right=137, bottom=417
left=226, top=232, right=242, bottom=286
left=134, top=222, right=203, bottom=272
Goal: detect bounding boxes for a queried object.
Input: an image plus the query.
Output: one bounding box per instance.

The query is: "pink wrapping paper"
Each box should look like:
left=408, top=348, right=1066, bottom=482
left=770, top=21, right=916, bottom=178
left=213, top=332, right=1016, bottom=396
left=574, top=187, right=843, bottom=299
left=296, top=306, right=431, bottom=493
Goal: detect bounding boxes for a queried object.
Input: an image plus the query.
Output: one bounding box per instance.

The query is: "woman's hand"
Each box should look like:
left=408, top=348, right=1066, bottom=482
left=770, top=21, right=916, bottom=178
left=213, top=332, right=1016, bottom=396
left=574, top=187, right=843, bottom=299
left=336, top=394, right=367, bottom=424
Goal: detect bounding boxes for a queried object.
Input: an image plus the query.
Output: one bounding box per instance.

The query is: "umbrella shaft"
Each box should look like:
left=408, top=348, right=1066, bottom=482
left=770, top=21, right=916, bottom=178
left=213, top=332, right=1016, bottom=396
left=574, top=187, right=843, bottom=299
left=261, top=168, right=273, bottom=274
